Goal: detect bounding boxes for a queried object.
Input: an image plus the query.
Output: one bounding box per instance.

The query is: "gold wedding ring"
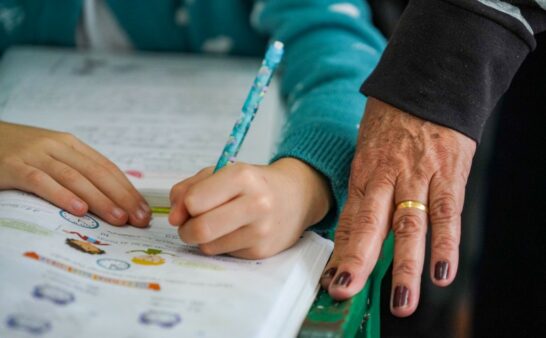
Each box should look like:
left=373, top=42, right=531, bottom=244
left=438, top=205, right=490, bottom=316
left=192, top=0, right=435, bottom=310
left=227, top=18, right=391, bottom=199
left=396, top=200, right=428, bottom=213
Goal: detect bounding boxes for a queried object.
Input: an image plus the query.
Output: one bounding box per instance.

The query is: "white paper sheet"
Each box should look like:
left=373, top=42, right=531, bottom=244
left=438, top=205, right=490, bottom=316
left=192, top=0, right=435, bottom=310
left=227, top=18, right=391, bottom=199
left=0, top=47, right=283, bottom=206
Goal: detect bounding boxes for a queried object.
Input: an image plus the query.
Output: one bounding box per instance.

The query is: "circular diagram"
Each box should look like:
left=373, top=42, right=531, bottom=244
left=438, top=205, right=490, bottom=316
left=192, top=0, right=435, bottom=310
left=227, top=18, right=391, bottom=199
left=96, top=258, right=130, bottom=271
left=139, top=310, right=181, bottom=328
left=6, top=313, right=51, bottom=335
left=32, top=284, right=75, bottom=305
left=59, top=210, right=99, bottom=229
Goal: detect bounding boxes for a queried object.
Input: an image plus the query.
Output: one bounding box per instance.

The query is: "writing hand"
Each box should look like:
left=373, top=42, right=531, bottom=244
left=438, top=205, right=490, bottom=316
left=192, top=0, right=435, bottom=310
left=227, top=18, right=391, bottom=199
left=169, top=158, right=332, bottom=259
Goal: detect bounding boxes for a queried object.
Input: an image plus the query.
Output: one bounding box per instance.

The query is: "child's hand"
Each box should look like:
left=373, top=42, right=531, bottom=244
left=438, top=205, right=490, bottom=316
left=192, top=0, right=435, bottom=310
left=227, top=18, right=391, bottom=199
left=0, top=122, right=151, bottom=226
left=168, top=158, right=332, bottom=259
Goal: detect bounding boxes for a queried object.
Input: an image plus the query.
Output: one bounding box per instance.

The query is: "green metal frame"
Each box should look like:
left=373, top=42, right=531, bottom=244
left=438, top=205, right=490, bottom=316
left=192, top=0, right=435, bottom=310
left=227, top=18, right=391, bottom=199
left=299, top=232, right=394, bottom=338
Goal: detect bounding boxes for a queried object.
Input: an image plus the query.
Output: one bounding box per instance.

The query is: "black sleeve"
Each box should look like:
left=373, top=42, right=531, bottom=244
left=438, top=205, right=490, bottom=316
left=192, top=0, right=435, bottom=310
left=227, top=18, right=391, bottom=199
left=361, top=0, right=546, bottom=142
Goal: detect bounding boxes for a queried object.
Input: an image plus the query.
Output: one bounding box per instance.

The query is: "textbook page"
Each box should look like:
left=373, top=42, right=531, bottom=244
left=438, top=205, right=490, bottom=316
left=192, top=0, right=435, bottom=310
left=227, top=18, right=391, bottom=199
left=0, top=190, right=333, bottom=338
left=0, top=47, right=283, bottom=206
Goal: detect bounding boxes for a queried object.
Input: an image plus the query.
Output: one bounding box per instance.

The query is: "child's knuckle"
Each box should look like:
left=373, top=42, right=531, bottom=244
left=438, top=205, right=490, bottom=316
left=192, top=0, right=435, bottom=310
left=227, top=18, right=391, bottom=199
left=25, top=169, right=46, bottom=186
left=254, top=195, right=273, bottom=213
left=191, top=221, right=211, bottom=243
left=58, top=131, right=78, bottom=144
left=183, top=190, right=200, bottom=215
left=235, top=164, right=257, bottom=183
left=37, top=137, right=59, bottom=150
left=199, top=243, right=216, bottom=256
left=59, top=166, right=80, bottom=184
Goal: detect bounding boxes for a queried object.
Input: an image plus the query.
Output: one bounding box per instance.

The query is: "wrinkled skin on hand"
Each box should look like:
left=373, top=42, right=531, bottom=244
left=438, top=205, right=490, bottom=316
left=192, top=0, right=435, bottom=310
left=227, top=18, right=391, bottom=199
left=321, top=98, right=476, bottom=317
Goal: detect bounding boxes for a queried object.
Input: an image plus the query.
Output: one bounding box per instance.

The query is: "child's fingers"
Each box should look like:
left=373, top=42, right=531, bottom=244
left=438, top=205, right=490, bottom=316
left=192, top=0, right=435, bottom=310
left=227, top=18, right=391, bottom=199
left=48, top=148, right=150, bottom=227
left=169, top=168, right=214, bottom=226
left=32, top=156, right=130, bottom=226
left=8, top=161, right=89, bottom=216
left=198, top=226, right=257, bottom=257
left=183, top=163, right=260, bottom=216
left=60, top=133, right=148, bottom=208
left=177, top=196, right=258, bottom=244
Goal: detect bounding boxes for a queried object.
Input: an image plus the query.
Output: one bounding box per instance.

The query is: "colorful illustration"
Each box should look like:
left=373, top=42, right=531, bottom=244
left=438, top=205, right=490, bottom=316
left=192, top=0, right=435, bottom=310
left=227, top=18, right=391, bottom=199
left=32, top=284, right=75, bottom=306
left=124, top=169, right=143, bottom=178
left=63, top=230, right=110, bottom=245
left=23, top=252, right=160, bottom=291
left=96, top=258, right=130, bottom=271
left=6, top=313, right=51, bottom=335
left=59, top=210, right=99, bottom=229
left=64, top=230, right=109, bottom=255
left=139, top=310, right=181, bottom=329
left=127, top=248, right=175, bottom=266
left=65, top=239, right=105, bottom=255
left=0, top=218, right=51, bottom=236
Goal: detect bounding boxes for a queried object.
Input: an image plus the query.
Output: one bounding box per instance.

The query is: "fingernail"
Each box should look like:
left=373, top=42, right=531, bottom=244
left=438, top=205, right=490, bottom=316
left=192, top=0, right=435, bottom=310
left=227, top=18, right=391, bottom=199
left=135, top=209, right=147, bottom=220
left=434, top=261, right=449, bottom=280
left=322, top=268, right=337, bottom=279
left=111, top=207, right=126, bottom=220
left=393, top=286, right=410, bottom=308
left=333, top=272, right=352, bottom=288
left=140, top=201, right=150, bottom=213
left=71, top=200, right=86, bottom=212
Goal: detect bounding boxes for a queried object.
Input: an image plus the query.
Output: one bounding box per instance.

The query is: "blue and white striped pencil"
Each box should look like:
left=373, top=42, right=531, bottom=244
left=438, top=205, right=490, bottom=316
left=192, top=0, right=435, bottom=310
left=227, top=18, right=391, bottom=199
left=213, top=40, right=284, bottom=173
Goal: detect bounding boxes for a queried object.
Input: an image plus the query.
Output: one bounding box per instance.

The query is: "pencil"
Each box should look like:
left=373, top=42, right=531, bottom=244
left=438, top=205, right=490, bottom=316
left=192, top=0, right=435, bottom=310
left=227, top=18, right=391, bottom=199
left=213, top=40, right=284, bottom=172
left=150, top=206, right=171, bottom=214
left=150, top=42, right=283, bottom=213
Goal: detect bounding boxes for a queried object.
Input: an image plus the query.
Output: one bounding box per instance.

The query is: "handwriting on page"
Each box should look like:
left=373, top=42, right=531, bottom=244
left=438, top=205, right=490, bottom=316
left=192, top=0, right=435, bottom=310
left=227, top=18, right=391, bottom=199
left=1, top=52, right=279, bottom=177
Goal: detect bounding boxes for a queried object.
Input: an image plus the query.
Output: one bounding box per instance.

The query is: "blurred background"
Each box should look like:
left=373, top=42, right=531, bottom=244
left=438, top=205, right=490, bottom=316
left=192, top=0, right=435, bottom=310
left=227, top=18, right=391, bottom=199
left=366, top=1, right=546, bottom=337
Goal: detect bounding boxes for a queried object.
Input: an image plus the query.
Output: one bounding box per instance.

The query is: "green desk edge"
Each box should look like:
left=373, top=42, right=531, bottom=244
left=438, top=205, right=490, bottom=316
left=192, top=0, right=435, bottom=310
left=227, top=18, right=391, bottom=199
left=299, top=231, right=394, bottom=338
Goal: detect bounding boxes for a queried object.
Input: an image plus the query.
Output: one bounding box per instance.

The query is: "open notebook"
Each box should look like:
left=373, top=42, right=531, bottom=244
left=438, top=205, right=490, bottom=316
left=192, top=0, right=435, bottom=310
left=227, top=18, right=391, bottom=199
left=0, top=47, right=333, bottom=338
left=0, top=47, right=283, bottom=207
left=0, top=191, right=332, bottom=338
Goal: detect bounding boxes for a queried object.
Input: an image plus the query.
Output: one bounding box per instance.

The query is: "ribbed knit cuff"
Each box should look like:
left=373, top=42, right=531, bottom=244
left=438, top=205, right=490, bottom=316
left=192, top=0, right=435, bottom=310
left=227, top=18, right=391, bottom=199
left=271, top=125, right=356, bottom=235
left=361, top=0, right=532, bottom=142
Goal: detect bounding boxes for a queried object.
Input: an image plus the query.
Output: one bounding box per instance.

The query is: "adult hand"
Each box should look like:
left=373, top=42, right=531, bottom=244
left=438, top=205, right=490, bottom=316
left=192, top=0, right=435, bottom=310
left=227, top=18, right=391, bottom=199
left=169, top=158, right=332, bottom=259
left=0, top=122, right=151, bottom=226
left=321, top=98, right=476, bottom=317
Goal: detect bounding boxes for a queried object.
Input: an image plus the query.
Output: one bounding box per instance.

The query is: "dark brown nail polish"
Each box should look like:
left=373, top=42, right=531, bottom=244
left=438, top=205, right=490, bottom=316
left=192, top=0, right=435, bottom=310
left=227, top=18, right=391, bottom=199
left=434, top=261, right=449, bottom=280
left=393, top=286, right=410, bottom=308
left=322, top=268, right=337, bottom=279
left=333, top=272, right=352, bottom=288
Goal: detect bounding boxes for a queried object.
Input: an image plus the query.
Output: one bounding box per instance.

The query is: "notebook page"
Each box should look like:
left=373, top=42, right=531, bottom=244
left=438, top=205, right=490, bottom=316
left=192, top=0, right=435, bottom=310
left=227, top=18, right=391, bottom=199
left=0, top=190, right=333, bottom=338
left=0, top=47, right=283, bottom=205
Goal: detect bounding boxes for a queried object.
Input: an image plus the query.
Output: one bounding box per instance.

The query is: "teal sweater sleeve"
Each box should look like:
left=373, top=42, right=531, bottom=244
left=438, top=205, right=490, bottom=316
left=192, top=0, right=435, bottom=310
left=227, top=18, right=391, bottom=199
left=257, top=0, right=386, bottom=233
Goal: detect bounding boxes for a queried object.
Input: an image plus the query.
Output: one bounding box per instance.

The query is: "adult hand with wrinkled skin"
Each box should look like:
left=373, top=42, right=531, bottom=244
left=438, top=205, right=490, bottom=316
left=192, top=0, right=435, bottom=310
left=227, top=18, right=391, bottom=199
left=321, top=97, right=476, bottom=317
left=0, top=121, right=151, bottom=227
